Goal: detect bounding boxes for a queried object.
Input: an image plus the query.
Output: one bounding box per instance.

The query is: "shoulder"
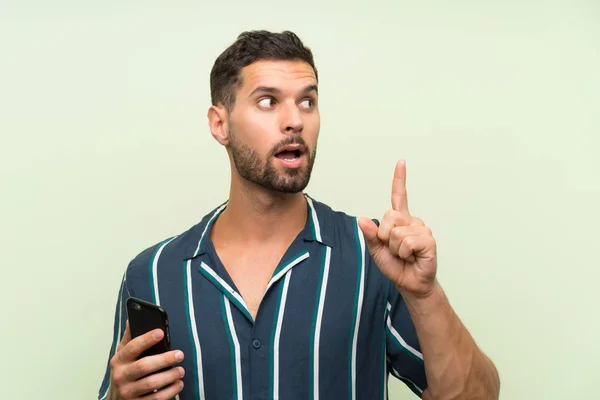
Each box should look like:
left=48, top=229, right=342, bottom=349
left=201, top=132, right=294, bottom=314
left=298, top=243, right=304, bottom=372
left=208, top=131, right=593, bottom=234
left=124, top=201, right=227, bottom=285
left=307, top=196, right=388, bottom=289
left=306, top=195, right=379, bottom=247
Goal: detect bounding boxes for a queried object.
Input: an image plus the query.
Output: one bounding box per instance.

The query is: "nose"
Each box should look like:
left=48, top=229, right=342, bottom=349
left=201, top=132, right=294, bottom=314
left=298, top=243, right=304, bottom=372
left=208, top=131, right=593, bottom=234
left=279, top=102, right=304, bottom=134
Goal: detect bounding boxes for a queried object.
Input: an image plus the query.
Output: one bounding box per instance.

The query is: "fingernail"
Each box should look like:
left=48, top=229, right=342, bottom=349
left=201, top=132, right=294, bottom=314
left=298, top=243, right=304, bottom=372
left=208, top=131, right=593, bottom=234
left=179, top=367, right=185, bottom=378
left=153, top=330, right=162, bottom=340
left=175, top=351, right=184, bottom=361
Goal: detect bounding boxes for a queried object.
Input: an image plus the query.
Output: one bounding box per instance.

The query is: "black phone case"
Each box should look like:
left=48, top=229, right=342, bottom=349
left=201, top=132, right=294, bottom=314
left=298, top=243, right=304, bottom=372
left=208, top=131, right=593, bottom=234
left=126, top=297, right=172, bottom=360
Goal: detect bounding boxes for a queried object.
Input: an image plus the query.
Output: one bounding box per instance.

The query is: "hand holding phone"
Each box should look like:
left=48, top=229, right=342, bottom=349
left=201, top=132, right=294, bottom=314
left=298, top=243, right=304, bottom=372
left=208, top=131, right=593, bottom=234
left=107, top=298, right=185, bottom=400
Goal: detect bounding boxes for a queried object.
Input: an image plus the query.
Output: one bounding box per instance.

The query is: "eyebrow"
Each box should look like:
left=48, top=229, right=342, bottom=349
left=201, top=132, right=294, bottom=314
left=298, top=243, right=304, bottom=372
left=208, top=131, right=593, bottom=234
left=249, top=84, right=318, bottom=98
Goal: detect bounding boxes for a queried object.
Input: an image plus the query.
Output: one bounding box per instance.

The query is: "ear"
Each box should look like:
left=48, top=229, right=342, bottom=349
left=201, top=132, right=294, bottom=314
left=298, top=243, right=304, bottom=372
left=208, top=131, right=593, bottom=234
left=207, top=105, right=229, bottom=146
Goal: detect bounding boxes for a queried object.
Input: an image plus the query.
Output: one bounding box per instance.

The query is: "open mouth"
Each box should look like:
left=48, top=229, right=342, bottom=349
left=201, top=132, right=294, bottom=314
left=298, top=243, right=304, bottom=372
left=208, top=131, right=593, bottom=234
left=274, top=145, right=305, bottom=161
left=275, top=149, right=303, bottom=160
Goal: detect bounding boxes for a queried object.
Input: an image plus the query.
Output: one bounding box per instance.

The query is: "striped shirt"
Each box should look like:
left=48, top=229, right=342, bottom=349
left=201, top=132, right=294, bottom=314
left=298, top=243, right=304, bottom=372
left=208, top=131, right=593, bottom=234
left=98, top=195, right=428, bottom=399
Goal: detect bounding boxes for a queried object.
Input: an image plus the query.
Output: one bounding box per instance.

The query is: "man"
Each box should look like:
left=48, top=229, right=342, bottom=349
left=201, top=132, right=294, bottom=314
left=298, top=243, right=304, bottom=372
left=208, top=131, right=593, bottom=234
left=98, top=30, right=500, bottom=400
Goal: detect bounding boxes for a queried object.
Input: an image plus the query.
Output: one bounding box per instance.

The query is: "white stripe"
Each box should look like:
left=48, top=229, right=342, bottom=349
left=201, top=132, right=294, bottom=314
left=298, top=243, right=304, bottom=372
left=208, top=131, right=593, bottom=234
left=351, top=220, right=366, bottom=400
left=265, top=252, right=309, bottom=293
left=152, top=236, right=178, bottom=306
left=273, top=270, right=293, bottom=400
left=391, top=366, right=424, bottom=394
left=99, top=274, right=126, bottom=400
left=224, top=298, right=243, bottom=400
left=184, top=202, right=226, bottom=400
left=200, top=261, right=251, bottom=314
left=312, top=245, right=332, bottom=400
left=186, top=259, right=206, bottom=400
left=386, top=302, right=424, bottom=361
left=193, top=203, right=227, bottom=257
left=305, top=196, right=322, bottom=242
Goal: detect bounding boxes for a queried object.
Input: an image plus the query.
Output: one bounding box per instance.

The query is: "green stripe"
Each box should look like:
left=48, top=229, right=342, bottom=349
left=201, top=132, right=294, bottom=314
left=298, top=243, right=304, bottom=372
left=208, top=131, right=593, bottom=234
left=220, top=295, right=238, bottom=400
left=183, top=260, right=200, bottom=396
left=385, top=329, right=424, bottom=364
left=348, top=220, right=363, bottom=399
left=309, top=246, right=327, bottom=400
left=198, top=266, right=254, bottom=323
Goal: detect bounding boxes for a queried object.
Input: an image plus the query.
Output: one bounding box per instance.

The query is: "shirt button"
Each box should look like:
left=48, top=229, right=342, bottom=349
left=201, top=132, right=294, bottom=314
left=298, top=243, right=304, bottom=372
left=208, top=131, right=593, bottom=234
left=252, top=339, right=261, bottom=349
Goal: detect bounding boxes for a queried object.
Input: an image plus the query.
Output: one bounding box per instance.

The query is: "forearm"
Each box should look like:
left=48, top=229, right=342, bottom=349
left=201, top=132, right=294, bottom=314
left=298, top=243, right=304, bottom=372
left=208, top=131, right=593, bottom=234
left=401, top=281, right=500, bottom=399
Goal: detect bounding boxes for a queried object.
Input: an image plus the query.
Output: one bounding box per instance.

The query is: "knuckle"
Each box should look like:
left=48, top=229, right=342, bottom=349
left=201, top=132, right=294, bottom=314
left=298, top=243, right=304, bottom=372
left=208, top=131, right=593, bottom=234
left=148, top=388, right=163, bottom=400
left=136, top=357, right=152, bottom=374
left=109, top=354, right=119, bottom=369
left=118, top=385, right=131, bottom=399
left=377, top=228, right=388, bottom=241
left=143, top=374, right=160, bottom=392
left=111, top=368, right=125, bottom=385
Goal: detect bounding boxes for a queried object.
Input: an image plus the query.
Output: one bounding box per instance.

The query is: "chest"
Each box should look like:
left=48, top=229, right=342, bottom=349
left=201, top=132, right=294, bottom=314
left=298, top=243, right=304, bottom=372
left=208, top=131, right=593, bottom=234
left=217, top=248, right=288, bottom=319
left=166, top=245, right=387, bottom=400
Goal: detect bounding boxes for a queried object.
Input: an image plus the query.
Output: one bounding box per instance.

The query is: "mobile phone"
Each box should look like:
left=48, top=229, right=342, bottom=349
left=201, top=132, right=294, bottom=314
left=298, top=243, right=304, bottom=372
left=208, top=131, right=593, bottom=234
left=125, top=297, right=172, bottom=361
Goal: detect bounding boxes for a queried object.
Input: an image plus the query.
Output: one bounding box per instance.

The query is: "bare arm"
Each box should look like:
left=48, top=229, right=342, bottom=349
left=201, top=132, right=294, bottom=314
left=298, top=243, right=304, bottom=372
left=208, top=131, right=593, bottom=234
left=358, top=159, right=500, bottom=399
left=403, top=282, right=500, bottom=399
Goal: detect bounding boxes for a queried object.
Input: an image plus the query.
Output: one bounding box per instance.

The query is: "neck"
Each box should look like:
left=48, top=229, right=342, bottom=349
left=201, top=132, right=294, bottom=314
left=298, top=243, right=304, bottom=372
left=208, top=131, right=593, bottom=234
left=212, top=177, right=308, bottom=246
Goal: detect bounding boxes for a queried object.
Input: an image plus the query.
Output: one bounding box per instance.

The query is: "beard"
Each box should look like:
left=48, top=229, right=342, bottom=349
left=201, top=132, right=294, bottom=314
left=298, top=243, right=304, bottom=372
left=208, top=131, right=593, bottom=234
left=228, top=128, right=317, bottom=194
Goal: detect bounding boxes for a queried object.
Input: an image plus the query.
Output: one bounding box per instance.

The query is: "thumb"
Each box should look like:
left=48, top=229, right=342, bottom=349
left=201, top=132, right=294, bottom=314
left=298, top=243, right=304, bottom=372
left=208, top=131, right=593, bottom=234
left=358, top=217, right=384, bottom=256
left=117, top=320, right=132, bottom=352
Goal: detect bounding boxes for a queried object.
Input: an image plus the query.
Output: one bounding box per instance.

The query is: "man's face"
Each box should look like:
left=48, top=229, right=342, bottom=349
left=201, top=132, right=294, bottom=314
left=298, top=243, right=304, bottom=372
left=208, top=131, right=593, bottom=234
left=226, top=60, right=320, bottom=194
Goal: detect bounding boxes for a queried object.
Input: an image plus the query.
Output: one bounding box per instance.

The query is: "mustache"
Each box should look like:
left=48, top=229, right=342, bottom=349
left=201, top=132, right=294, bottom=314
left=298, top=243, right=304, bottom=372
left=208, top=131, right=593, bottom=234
left=270, top=136, right=309, bottom=156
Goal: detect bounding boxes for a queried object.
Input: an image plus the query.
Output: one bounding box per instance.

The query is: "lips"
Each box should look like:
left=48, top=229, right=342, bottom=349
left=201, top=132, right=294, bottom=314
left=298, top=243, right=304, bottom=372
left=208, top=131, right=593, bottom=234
left=274, top=144, right=306, bottom=160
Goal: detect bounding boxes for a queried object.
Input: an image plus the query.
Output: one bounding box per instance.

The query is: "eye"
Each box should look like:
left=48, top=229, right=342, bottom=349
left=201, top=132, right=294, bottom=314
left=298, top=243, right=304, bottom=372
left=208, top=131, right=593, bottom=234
left=258, top=97, right=276, bottom=108
left=299, top=98, right=315, bottom=109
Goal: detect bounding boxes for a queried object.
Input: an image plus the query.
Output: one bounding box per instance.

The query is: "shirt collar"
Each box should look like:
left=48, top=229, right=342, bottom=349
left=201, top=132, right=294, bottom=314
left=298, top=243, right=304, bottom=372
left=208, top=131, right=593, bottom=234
left=181, top=194, right=334, bottom=261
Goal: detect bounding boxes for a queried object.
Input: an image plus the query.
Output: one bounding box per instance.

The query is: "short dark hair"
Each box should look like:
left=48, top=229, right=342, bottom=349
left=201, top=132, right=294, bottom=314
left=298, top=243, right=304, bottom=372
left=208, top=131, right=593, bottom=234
left=210, top=30, right=318, bottom=111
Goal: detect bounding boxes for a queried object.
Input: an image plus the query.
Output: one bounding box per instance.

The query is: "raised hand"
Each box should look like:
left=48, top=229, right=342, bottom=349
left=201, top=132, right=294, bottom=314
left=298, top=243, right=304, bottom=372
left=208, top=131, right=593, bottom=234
left=358, top=160, right=437, bottom=298
left=108, top=321, right=185, bottom=400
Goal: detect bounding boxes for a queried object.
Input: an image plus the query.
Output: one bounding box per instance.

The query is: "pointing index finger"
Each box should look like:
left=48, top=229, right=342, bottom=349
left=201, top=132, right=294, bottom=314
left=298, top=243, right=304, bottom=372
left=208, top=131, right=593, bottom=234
left=391, top=159, right=409, bottom=213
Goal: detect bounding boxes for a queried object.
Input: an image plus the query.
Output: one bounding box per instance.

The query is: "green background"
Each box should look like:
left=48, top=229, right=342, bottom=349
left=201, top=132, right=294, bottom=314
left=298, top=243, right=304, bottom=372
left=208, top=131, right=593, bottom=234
left=1, top=1, right=598, bottom=398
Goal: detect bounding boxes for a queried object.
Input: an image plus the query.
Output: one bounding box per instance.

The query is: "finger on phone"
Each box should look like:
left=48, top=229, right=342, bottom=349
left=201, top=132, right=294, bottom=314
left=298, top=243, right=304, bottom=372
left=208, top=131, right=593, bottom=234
left=138, top=379, right=184, bottom=400
left=131, top=368, right=183, bottom=400
left=126, top=350, right=185, bottom=382
left=119, top=328, right=164, bottom=363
